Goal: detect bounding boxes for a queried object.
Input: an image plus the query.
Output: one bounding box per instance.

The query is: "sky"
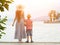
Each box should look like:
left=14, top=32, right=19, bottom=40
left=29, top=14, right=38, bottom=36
left=0, top=0, right=60, bottom=20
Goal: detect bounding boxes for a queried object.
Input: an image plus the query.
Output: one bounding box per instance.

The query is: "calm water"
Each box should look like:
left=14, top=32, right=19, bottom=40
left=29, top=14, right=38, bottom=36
left=0, top=20, right=60, bottom=42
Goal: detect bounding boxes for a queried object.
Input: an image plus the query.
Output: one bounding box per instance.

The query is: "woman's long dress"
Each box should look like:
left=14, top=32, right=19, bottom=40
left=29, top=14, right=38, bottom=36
left=15, top=18, right=26, bottom=41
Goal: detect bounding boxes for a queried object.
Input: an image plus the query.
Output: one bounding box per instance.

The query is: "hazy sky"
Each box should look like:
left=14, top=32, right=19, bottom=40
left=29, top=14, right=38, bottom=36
left=0, top=0, right=60, bottom=42
left=0, top=0, right=60, bottom=19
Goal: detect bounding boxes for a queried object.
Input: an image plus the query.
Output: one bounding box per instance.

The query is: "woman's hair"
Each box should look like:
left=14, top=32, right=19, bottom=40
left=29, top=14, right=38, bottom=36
left=16, top=5, right=24, bottom=22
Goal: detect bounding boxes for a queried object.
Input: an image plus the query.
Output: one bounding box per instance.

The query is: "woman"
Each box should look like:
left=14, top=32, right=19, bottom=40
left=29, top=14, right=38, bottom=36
left=12, top=5, right=26, bottom=42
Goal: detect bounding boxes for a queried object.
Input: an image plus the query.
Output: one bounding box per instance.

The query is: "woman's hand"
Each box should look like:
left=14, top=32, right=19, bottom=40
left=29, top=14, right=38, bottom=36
left=24, top=22, right=26, bottom=26
left=12, top=19, right=15, bottom=26
left=12, top=23, right=14, bottom=26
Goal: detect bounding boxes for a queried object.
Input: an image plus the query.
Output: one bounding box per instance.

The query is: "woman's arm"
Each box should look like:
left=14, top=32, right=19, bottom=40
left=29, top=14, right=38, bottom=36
left=22, top=11, right=26, bottom=26
left=12, top=11, right=17, bottom=26
left=12, top=17, right=16, bottom=26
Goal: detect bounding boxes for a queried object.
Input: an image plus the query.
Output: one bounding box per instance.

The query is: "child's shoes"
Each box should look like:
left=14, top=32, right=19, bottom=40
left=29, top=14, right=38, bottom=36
left=31, top=41, right=33, bottom=43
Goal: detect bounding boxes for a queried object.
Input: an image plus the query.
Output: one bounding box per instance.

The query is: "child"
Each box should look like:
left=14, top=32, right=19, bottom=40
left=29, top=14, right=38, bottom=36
left=25, top=14, right=33, bottom=43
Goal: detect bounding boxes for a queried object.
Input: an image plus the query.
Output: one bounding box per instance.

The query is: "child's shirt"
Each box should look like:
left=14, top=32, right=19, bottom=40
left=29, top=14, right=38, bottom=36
left=25, top=19, right=32, bottom=30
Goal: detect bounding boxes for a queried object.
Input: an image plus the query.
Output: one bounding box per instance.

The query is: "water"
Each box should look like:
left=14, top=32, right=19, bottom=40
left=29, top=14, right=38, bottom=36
left=0, top=20, right=60, bottom=42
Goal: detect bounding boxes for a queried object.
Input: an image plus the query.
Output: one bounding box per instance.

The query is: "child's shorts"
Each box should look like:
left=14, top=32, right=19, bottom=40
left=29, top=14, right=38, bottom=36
left=26, top=29, right=32, bottom=36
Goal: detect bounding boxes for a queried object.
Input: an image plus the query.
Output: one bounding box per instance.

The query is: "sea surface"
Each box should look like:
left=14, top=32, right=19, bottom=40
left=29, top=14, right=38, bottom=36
left=0, top=19, right=60, bottom=42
